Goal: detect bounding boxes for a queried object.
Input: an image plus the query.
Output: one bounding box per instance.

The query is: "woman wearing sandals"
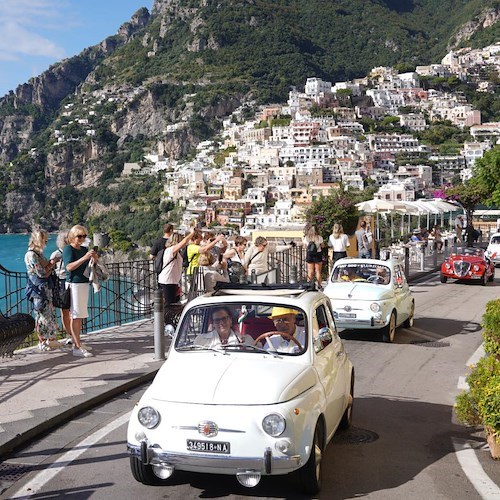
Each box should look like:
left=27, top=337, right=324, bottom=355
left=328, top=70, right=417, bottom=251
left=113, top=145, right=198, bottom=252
left=24, top=228, right=62, bottom=351
left=63, top=225, right=98, bottom=358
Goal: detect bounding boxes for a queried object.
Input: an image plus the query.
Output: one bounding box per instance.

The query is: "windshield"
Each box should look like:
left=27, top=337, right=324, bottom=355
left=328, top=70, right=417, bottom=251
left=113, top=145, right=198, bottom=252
left=490, top=236, right=500, bottom=245
left=456, top=247, right=484, bottom=258
left=331, top=262, right=391, bottom=284
left=175, top=302, right=307, bottom=355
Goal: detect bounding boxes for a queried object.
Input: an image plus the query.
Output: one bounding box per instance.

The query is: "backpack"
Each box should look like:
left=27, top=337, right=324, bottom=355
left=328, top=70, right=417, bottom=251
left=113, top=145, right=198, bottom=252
left=154, top=248, right=167, bottom=275
left=306, top=240, right=319, bottom=257
left=154, top=248, right=177, bottom=275
left=180, top=246, right=194, bottom=269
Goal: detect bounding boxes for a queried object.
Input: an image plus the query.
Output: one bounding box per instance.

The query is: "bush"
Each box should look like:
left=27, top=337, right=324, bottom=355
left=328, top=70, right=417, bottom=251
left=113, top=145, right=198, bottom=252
left=455, top=299, right=500, bottom=446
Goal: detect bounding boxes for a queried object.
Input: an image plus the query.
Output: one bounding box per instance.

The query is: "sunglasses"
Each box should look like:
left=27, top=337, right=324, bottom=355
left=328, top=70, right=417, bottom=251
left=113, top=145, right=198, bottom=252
left=76, top=234, right=87, bottom=239
left=273, top=318, right=291, bottom=324
left=212, top=316, right=230, bottom=324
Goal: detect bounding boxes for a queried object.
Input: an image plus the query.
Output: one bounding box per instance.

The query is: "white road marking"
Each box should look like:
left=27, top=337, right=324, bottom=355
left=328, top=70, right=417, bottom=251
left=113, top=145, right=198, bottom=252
left=452, top=438, right=500, bottom=499
left=9, top=411, right=131, bottom=499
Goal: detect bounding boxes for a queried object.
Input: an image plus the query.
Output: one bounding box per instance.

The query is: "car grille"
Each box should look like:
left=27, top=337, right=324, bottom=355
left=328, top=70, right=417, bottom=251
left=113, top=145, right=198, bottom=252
left=453, top=260, right=470, bottom=277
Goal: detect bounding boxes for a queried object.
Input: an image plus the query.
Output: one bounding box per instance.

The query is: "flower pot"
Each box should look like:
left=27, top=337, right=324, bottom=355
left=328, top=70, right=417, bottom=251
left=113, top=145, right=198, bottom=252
left=486, top=433, right=500, bottom=460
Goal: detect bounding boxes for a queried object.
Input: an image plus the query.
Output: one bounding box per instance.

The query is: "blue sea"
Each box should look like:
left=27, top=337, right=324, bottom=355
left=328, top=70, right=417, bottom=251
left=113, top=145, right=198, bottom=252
left=0, top=234, right=58, bottom=300
left=0, top=234, right=58, bottom=272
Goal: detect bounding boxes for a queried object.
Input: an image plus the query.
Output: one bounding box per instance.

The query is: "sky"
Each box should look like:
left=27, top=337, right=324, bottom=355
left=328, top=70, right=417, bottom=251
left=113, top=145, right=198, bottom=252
left=0, top=0, right=154, bottom=97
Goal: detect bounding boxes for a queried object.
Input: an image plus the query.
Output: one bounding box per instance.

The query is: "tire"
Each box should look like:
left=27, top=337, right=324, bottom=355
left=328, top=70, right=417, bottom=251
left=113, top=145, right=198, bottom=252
left=382, top=311, right=396, bottom=343
left=481, top=272, right=487, bottom=286
left=488, top=270, right=494, bottom=282
left=130, top=456, right=165, bottom=486
left=339, top=372, right=354, bottom=430
left=440, top=275, right=447, bottom=283
left=403, top=301, right=414, bottom=328
left=298, top=422, right=324, bottom=495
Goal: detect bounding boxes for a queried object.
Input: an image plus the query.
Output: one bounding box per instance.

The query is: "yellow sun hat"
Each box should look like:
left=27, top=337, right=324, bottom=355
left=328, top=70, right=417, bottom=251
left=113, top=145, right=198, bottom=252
left=268, top=307, right=298, bottom=319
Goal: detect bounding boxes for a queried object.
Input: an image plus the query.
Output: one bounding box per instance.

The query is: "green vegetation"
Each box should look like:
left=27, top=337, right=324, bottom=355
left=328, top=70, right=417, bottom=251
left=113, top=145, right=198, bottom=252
left=455, top=299, right=500, bottom=448
left=305, top=187, right=372, bottom=238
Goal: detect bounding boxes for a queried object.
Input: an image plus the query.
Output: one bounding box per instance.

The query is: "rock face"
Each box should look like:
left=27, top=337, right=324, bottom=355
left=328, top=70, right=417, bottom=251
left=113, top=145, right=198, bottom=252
left=450, top=6, right=500, bottom=48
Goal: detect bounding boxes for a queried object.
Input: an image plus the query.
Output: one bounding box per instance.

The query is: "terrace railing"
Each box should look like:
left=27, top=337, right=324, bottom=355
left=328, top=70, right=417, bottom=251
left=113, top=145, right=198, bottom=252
left=0, top=245, right=308, bottom=350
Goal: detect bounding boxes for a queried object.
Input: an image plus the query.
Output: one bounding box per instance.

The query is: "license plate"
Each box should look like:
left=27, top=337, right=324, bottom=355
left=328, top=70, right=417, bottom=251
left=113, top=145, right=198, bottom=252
left=339, top=313, right=356, bottom=318
left=186, top=439, right=230, bottom=454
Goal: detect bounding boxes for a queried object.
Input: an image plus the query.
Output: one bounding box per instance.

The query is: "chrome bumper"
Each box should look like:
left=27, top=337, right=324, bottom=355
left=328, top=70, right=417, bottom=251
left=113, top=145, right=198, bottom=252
left=127, top=442, right=301, bottom=473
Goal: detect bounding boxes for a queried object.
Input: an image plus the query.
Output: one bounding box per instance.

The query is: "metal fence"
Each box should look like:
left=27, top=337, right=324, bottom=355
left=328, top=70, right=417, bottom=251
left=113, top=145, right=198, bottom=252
left=0, top=245, right=309, bottom=349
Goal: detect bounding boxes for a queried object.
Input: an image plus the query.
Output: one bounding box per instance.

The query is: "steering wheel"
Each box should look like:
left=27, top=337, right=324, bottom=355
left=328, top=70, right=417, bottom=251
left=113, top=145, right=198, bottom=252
left=253, top=331, right=303, bottom=350
left=367, top=275, right=384, bottom=283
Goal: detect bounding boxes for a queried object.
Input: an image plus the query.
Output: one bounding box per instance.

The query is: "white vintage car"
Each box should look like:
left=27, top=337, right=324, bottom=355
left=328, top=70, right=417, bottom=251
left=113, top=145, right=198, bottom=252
left=127, top=284, right=354, bottom=494
left=486, top=232, right=500, bottom=266
left=323, top=258, right=414, bottom=343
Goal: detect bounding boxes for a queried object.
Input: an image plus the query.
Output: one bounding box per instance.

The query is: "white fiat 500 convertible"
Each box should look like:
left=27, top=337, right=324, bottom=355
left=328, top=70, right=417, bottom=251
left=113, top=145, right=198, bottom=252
left=127, top=283, right=354, bottom=494
left=323, top=258, right=414, bottom=343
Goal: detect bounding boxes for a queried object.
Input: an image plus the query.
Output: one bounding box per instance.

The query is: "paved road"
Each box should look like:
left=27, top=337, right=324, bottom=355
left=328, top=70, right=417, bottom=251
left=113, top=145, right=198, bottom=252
left=4, top=272, right=499, bottom=499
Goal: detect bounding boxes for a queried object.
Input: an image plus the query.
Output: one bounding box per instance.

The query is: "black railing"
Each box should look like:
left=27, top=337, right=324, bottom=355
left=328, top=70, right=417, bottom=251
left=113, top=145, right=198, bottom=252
left=1, top=246, right=309, bottom=350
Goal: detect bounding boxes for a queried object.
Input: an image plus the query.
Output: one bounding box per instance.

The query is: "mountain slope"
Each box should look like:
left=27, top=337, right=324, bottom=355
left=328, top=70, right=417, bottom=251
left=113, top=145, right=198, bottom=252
left=0, top=0, right=498, bottom=235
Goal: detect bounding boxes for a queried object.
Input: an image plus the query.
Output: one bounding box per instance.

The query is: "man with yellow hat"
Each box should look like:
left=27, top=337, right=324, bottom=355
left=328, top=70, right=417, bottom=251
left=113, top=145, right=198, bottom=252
left=264, top=306, right=305, bottom=353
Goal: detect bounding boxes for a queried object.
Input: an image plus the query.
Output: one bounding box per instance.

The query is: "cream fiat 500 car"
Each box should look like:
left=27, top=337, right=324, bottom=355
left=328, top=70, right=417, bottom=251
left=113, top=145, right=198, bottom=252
left=324, top=258, right=414, bottom=343
left=127, top=283, right=354, bottom=494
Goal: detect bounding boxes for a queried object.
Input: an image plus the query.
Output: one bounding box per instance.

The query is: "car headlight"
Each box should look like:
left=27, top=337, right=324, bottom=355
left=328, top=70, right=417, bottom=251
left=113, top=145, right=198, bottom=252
left=370, top=303, right=380, bottom=312
left=262, top=413, right=286, bottom=437
left=138, top=406, right=160, bottom=429
left=473, top=265, right=480, bottom=272
left=445, top=263, right=451, bottom=269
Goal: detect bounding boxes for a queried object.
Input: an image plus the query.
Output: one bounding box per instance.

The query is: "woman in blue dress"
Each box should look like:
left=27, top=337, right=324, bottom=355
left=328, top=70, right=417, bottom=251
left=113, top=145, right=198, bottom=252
left=24, top=228, right=61, bottom=351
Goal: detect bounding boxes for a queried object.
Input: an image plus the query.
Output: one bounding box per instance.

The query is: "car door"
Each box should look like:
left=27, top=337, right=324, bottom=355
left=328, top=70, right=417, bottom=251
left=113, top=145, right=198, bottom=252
left=312, top=301, right=348, bottom=436
left=393, top=264, right=411, bottom=324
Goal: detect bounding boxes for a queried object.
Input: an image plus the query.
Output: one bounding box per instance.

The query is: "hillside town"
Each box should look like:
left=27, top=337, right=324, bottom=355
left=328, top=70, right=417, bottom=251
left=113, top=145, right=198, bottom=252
left=52, top=43, right=500, bottom=236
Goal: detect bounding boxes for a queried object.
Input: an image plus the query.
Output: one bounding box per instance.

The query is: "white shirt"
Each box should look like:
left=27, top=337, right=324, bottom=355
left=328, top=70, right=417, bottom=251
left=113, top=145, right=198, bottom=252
left=194, top=330, right=248, bottom=348
left=158, top=248, right=183, bottom=285
left=328, top=234, right=350, bottom=252
left=264, top=327, right=305, bottom=353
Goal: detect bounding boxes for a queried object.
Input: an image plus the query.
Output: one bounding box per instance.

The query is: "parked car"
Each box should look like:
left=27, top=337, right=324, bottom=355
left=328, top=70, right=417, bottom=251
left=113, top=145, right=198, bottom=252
left=127, top=283, right=354, bottom=494
left=323, top=258, right=414, bottom=343
left=440, top=247, right=495, bottom=285
left=485, top=233, right=500, bottom=267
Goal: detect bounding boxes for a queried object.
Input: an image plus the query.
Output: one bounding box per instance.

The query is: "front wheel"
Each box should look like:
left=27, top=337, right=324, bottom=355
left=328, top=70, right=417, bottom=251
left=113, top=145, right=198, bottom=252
left=298, top=422, right=324, bottom=495
left=403, top=301, right=414, bottom=328
left=440, top=275, right=447, bottom=283
left=481, top=272, right=488, bottom=286
left=130, top=457, right=166, bottom=486
left=382, top=311, right=396, bottom=343
left=488, top=270, right=494, bottom=282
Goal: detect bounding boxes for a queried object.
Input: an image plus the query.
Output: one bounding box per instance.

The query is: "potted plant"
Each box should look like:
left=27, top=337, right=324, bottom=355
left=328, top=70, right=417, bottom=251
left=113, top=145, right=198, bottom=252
left=455, top=299, right=500, bottom=460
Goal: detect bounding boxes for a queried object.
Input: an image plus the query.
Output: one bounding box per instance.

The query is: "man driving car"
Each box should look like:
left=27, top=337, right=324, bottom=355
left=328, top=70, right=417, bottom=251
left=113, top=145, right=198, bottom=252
left=263, top=307, right=305, bottom=353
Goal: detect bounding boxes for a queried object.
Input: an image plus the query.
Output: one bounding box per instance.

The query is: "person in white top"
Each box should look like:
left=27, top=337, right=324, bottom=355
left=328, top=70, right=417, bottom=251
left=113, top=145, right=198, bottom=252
left=243, top=236, right=269, bottom=277
left=158, top=229, right=194, bottom=308
left=194, top=306, right=252, bottom=348
left=328, top=223, right=350, bottom=265
left=263, top=307, right=305, bottom=354
left=198, top=252, right=230, bottom=292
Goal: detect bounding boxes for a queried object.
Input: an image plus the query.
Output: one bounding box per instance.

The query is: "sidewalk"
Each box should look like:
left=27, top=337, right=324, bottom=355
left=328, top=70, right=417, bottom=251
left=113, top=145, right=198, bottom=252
left=0, top=256, right=440, bottom=461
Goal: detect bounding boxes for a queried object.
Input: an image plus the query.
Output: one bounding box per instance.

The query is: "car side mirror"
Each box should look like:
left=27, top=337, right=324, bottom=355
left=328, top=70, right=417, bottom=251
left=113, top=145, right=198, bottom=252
left=164, top=324, right=175, bottom=339
left=313, top=327, right=333, bottom=352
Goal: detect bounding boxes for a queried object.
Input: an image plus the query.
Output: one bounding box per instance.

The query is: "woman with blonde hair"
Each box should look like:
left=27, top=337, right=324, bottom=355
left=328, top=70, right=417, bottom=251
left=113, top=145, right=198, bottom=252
left=62, top=225, right=98, bottom=358
left=303, top=224, right=324, bottom=289
left=328, top=223, right=350, bottom=264
left=24, top=228, right=61, bottom=351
